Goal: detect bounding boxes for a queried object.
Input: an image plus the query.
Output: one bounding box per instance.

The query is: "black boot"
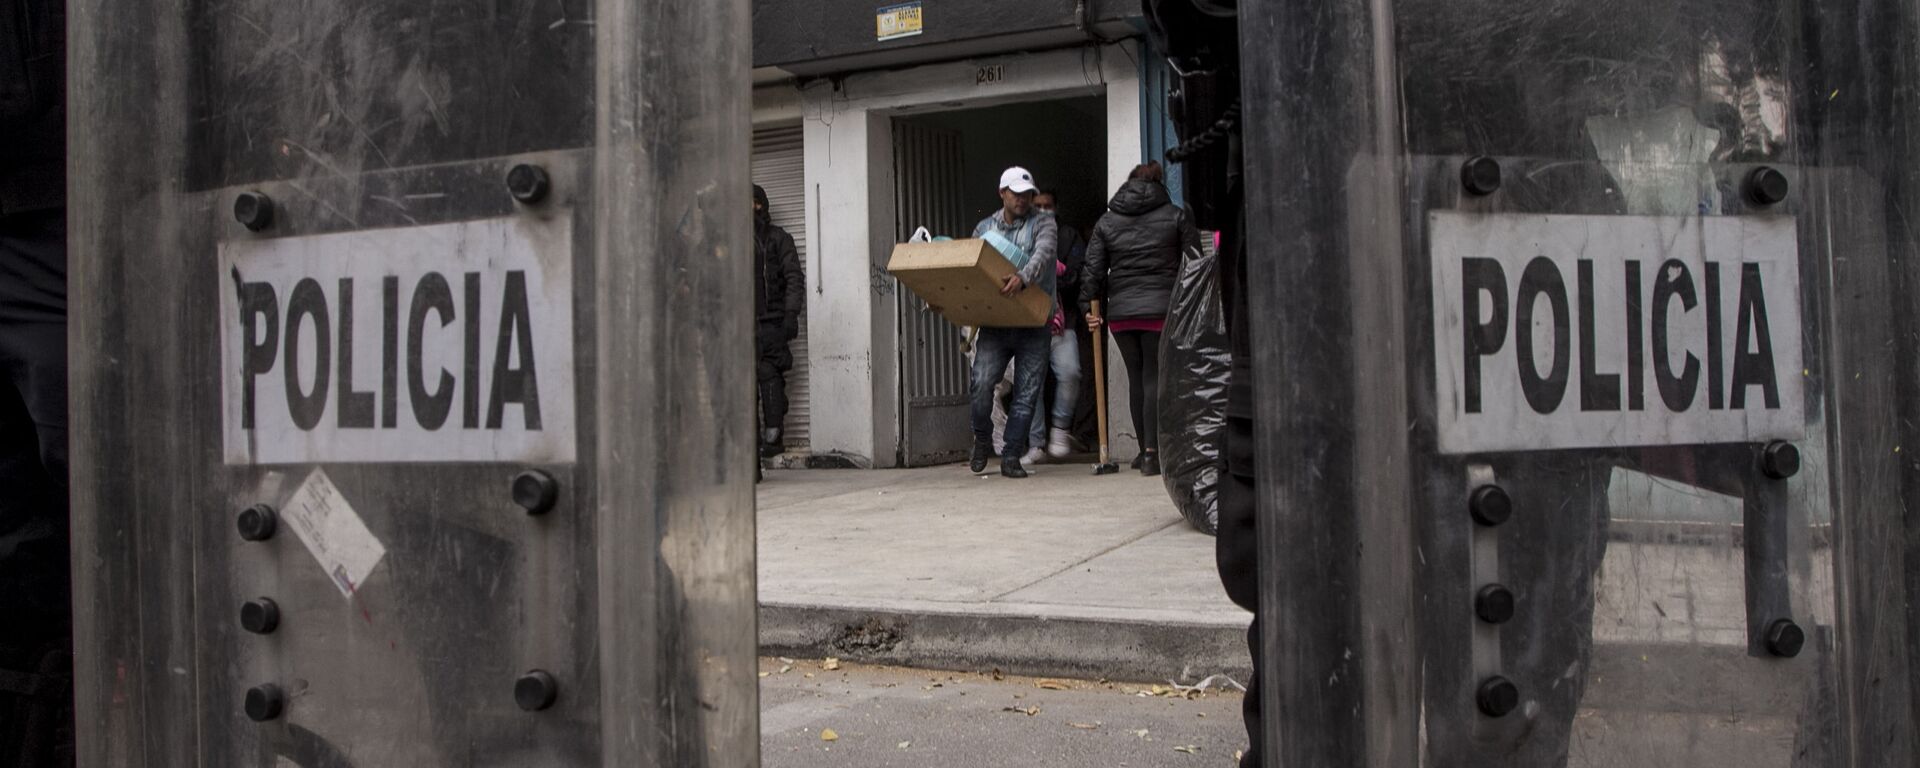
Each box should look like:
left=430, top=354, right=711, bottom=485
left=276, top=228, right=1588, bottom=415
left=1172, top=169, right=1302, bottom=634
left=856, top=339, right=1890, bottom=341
left=970, top=442, right=992, bottom=474
left=1140, top=452, right=1160, bottom=477
left=759, top=428, right=784, bottom=458
left=1131, top=454, right=1145, bottom=470
left=1001, top=456, right=1029, bottom=478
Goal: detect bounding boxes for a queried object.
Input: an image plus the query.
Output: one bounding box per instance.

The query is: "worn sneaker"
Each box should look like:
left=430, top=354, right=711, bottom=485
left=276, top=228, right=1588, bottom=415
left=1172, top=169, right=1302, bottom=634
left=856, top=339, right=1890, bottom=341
left=1001, top=457, right=1030, bottom=478
left=1047, top=427, right=1071, bottom=458
left=1140, top=452, right=1161, bottom=477
left=970, top=443, right=992, bottom=474
left=1022, top=446, right=1045, bottom=465
left=1131, top=454, right=1144, bottom=470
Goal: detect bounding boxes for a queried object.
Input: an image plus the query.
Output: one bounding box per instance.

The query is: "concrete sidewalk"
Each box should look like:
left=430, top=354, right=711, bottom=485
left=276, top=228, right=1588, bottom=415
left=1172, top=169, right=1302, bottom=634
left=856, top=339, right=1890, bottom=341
left=756, top=463, right=1253, bottom=684
left=756, top=462, right=1823, bottom=732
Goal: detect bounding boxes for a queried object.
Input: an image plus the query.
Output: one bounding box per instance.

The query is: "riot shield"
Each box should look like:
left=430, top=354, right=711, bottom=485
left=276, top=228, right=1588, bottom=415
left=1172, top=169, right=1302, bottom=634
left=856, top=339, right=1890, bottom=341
left=1240, top=0, right=1919, bottom=764
left=67, top=1, right=754, bottom=766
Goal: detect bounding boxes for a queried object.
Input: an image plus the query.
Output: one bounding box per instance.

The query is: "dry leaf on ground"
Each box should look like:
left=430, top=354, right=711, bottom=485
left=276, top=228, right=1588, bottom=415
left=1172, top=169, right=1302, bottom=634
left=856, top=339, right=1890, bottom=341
left=820, top=729, right=839, bottom=742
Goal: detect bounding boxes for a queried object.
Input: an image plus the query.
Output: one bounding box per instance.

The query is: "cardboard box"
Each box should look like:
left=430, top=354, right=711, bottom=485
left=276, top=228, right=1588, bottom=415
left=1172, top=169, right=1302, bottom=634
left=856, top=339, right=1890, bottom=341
left=885, top=239, right=1052, bottom=328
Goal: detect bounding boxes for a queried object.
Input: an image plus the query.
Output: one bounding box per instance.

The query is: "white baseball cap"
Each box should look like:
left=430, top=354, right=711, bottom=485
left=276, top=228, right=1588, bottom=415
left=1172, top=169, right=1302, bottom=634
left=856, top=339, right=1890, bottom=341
left=998, top=166, right=1037, bottom=194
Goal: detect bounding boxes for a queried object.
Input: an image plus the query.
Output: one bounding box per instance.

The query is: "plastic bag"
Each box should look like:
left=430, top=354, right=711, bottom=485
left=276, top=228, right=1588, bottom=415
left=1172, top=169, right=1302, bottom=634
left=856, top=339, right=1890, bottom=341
left=1157, top=241, right=1229, bottom=535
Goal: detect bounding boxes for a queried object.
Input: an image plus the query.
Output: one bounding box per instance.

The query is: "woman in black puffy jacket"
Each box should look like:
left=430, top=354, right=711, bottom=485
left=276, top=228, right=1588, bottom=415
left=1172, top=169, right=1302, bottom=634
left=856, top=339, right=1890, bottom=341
left=1081, top=162, right=1202, bottom=476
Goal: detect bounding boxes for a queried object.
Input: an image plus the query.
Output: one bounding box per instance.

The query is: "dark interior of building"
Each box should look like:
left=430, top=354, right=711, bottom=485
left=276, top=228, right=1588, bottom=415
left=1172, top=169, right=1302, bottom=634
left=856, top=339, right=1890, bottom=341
left=897, top=96, right=1110, bottom=242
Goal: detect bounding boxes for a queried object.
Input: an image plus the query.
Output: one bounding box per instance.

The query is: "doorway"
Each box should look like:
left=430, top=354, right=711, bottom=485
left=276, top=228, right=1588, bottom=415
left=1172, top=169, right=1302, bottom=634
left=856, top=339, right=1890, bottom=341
left=892, top=96, right=1111, bottom=466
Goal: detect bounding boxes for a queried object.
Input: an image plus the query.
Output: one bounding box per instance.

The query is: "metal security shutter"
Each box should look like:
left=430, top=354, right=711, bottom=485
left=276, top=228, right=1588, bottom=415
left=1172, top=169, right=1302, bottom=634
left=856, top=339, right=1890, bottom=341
left=892, top=120, right=972, bottom=466
left=753, top=124, right=811, bottom=451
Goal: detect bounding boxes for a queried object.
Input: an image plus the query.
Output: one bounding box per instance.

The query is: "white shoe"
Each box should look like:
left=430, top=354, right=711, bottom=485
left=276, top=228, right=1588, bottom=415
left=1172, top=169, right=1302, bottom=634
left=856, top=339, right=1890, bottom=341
left=1021, top=447, right=1045, bottom=465
left=1047, top=427, right=1071, bottom=458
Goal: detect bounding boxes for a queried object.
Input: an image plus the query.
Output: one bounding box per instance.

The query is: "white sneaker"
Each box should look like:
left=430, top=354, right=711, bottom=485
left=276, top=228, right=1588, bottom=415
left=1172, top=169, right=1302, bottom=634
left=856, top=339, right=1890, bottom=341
left=1021, top=446, right=1045, bottom=465
left=1047, top=427, right=1071, bottom=458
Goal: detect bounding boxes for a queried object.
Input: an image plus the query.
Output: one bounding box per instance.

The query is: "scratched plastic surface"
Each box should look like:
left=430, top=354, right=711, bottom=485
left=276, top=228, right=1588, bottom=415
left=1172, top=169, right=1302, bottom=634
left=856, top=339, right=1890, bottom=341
left=1234, top=0, right=1920, bottom=764
left=67, top=1, right=757, bottom=766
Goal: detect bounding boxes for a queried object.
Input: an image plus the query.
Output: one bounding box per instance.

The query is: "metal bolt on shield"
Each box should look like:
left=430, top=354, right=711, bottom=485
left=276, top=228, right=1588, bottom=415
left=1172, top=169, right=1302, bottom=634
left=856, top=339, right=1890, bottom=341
left=516, top=670, right=558, bottom=711
left=237, top=504, right=278, bottom=541
left=507, top=164, right=551, bottom=204
left=233, top=191, right=275, bottom=231
left=240, top=598, right=280, bottom=635
left=1469, top=485, right=1512, bottom=527
left=245, top=684, right=285, bottom=722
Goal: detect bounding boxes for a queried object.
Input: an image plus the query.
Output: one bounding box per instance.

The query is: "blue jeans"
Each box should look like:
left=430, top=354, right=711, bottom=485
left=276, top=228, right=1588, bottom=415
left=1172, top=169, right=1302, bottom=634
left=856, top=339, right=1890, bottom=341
left=971, top=326, right=1049, bottom=458
left=1028, top=330, right=1080, bottom=448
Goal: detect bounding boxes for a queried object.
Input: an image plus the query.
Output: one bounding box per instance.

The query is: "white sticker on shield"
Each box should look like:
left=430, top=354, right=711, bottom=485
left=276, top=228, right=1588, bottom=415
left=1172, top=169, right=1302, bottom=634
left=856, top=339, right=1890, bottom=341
left=280, top=468, right=386, bottom=599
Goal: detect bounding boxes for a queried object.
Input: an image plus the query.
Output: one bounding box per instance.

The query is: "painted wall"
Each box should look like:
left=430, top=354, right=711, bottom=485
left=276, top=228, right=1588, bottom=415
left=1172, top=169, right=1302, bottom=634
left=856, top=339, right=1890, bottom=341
left=797, top=42, right=1145, bottom=466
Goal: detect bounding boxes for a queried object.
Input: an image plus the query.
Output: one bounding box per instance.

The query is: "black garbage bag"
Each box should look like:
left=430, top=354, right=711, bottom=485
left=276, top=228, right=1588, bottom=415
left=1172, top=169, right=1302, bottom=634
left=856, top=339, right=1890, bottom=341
left=1157, top=240, right=1230, bottom=535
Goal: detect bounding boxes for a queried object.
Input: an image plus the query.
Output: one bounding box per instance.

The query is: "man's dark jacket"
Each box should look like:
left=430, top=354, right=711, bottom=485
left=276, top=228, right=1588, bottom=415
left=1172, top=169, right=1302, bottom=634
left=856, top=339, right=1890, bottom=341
left=753, top=186, right=805, bottom=340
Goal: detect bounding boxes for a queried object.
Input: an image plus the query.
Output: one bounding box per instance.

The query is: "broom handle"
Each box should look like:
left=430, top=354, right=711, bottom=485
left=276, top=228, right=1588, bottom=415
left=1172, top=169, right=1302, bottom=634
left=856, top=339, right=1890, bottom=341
left=1092, top=300, right=1109, bottom=464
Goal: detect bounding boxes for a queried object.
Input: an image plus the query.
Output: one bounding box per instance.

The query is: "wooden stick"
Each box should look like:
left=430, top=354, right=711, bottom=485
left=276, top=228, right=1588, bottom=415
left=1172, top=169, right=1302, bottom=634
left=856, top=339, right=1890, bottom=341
left=1092, top=300, right=1110, bottom=465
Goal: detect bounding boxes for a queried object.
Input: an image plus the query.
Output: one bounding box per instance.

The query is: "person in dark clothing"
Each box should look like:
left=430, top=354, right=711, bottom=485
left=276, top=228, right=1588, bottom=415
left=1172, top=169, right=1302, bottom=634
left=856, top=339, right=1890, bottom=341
left=1081, top=162, right=1200, bottom=477
left=1037, top=191, right=1101, bottom=451
left=1035, top=191, right=1086, bottom=313
left=0, top=0, right=73, bottom=765
left=1141, top=2, right=1255, bottom=764
left=754, top=184, right=805, bottom=460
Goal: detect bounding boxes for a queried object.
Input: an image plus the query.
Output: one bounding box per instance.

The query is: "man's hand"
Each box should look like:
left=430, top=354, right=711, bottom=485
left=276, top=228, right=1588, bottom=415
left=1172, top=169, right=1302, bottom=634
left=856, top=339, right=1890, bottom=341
left=1000, top=273, right=1025, bottom=296
left=1085, top=313, right=1103, bottom=331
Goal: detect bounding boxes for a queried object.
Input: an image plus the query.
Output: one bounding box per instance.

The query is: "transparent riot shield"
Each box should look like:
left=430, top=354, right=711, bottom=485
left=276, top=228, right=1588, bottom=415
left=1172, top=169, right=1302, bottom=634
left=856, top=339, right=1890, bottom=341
left=67, top=1, right=754, bottom=766
left=1239, top=0, right=1919, bottom=764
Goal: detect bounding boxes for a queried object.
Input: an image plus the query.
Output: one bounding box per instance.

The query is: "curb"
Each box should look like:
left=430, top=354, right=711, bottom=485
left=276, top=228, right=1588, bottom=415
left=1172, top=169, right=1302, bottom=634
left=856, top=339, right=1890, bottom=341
left=759, top=600, right=1254, bottom=685
left=760, top=600, right=1812, bottom=717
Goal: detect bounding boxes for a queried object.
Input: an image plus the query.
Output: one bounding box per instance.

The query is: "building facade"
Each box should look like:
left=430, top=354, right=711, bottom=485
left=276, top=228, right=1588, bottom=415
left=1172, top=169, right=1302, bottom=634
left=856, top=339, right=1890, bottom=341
left=753, top=0, right=1183, bottom=467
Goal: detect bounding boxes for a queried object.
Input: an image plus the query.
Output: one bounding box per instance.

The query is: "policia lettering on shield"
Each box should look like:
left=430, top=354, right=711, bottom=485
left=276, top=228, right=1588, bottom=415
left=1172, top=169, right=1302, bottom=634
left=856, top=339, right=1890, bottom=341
left=1146, top=0, right=1822, bottom=765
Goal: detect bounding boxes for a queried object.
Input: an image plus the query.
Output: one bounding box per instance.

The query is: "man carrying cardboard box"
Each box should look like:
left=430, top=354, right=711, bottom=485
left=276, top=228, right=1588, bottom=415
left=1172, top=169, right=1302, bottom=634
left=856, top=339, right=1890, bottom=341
left=968, top=166, right=1057, bottom=478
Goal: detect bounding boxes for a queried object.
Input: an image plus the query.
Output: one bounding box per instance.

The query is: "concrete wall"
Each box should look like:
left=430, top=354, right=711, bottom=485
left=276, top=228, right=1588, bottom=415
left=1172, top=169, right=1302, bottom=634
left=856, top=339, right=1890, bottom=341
left=794, top=43, right=1145, bottom=467
left=752, top=81, right=803, bottom=126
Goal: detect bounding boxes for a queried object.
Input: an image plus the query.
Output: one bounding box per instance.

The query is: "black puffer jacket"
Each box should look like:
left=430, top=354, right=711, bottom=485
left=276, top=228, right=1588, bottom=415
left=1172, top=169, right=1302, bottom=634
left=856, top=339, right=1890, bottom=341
left=1080, top=179, right=1201, bottom=322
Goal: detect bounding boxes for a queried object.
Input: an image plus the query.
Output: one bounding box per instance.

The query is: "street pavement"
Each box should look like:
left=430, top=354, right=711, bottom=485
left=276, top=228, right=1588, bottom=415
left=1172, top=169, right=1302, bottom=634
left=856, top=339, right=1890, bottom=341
left=759, top=658, right=1249, bottom=768
left=757, top=657, right=1798, bottom=768
left=754, top=463, right=1826, bottom=766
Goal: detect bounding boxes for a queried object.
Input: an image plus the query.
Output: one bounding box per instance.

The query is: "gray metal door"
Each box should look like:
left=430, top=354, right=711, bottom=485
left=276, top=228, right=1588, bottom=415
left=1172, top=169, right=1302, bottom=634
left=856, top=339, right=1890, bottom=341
left=67, top=1, right=757, bottom=765
left=892, top=120, right=972, bottom=466
left=1232, top=0, right=1920, bottom=764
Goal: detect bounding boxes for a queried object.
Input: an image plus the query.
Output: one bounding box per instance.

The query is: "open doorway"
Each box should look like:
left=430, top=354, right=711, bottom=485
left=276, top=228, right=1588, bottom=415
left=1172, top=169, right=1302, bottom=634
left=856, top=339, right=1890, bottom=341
left=892, top=96, right=1111, bottom=467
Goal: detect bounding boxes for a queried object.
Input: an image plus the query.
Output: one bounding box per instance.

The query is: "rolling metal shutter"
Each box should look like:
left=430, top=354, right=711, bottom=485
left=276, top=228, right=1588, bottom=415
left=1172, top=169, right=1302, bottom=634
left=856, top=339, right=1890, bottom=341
left=752, top=124, right=811, bottom=450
